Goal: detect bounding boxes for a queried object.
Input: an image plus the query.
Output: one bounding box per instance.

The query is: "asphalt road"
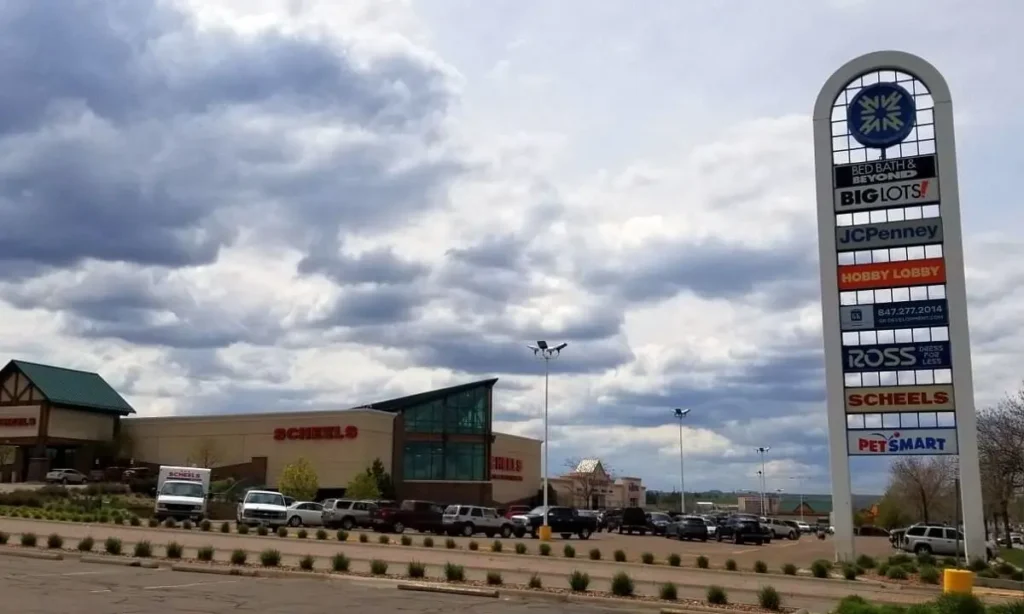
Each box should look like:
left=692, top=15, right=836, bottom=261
left=0, top=555, right=633, bottom=614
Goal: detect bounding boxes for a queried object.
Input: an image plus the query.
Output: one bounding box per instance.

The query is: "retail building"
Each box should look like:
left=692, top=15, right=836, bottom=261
left=0, top=360, right=541, bottom=505
left=550, top=458, right=646, bottom=509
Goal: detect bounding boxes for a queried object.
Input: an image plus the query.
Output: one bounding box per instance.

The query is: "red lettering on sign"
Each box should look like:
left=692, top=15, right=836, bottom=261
left=491, top=456, right=522, bottom=473
left=0, top=417, right=37, bottom=428
left=274, top=425, right=358, bottom=441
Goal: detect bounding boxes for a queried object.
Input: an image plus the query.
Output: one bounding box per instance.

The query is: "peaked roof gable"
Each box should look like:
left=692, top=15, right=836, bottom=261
left=3, top=360, right=135, bottom=416
left=364, top=378, right=498, bottom=412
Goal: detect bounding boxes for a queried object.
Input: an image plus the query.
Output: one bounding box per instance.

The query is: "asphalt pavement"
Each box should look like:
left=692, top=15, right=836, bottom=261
left=0, top=555, right=634, bottom=614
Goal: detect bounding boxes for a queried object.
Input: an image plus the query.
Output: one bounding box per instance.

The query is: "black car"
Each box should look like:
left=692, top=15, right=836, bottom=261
left=511, top=506, right=597, bottom=539
left=666, top=516, right=708, bottom=541
left=647, top=511, right=673, bottom=535
left=716, top=514, right=769, bottom=545
left=617, top=506, right=650, bottom=535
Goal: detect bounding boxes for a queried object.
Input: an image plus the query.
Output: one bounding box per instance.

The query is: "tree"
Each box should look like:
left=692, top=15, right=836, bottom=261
left=874, top=493, right=912, bottom=530
left=345, top=471, right=380, bottom=500
left=564, top=457, right=614, bottom=509
left=279, top=457, right=319, bottom=501
left=366, top=458, right=395, bottom=499
left=187, top=439, right=222, bottom=468
left=978, top=385, right=1024, bottom=546
left=888, top=456, right=954, bottom=524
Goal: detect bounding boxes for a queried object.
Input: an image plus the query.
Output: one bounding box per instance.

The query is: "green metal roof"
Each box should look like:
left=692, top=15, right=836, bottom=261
left=4, top=360, right=135, bottom=415
left=365, top=379, right=498, bottom=412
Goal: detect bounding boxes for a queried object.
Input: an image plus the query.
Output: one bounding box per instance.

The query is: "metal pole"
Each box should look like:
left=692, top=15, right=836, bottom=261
left=760, top=453, right=766, bottom=516
left=542, top=357, right=549, bottom=530
left=678, top=417, right=685, bottom=515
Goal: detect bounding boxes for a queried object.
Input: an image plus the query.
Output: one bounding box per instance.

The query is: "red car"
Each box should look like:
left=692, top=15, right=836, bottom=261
left=504, top=505, right=530, bottom=519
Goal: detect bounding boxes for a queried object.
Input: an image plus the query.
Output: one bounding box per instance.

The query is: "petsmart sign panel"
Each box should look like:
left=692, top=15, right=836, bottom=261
left=847, top=428, right=958, bottom=456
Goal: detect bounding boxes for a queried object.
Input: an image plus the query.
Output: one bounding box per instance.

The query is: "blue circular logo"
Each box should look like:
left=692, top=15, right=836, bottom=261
left=847, top=82, right=916, bottom=149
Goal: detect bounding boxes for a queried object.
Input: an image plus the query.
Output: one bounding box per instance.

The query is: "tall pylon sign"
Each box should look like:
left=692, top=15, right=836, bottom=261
left=813, top=51, right=985, bottom=562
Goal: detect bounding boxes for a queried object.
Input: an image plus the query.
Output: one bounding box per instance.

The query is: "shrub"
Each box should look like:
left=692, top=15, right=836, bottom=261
left=666, top=552, right=681, bottom=567
left=757, top=586, right=782, bottom=611
left=297, top=529, right=308, bottom=540
left=316, top=529, right=328, bottom=540
left=641, top=551, right=654, bottom=564
left=260, top=549, right=281, bottom=567
left=610, top=571, right=634, bottom=597
left=888, top=553, right=912, bottom=566
left=444, top=562, right=465, bottom=582
left=539, top=543, right=551, bottom=556
left=968, top=557, right=989, bottom=572
left=133, top=541, right=152, bottom=557
left=445, top=537, right=456, bottom=549
left=996, top=562, right=1016, bottom=576
left=1011, top=570, right=1024, bottom=582
left=277, top=526, right=288, bottom=538
left=877, top=562, right=890, bottom=577
left=942, top=556, right=958, bottom=567
left=468, top=540, right=478, bottom=551
left=197, top=546, right=214, bottom=562
left=129, top=516, right=141, bottom=527
left=198, top=519, right=211, bottom=532
left=238, top=524, right=251, bottom=535
left=696, top=555, right=709, bottom=569
left=400, top=535, right=411, bottom=546
left=725, top=558, right=737, bottom=571
left=842, top=563, right=858, bottom=580
left=230, top=549, right=247, bottom=565
left=181, top=520, right=193, bottom=530
left=528, top=573, right=542, bottom=589
left=919, top=565, right=940, bottom=584
left=77, top=536, right=94, bottom=552
left=163, top=518, right=176, bottom=529
left=568, top=570, right=590, bottom=592
left=299, top=555, right=314, bottom=571
left=486, top=571, right=503, bottom=586
left=515, top=542, right=527, bottom=554
left=422, top=536, right=433, bottom=548
left=148, top=518, right=159, bottom=528
left=46, top=533, right=63, bottom=549
left=332, top=552, right=350, bottom=572
left=706, top=585, right=728, bottom=605
left=978, top=568, right=999, bottom=579
left=491, top=540, right=502, bottom=553
left=165, top=542, right=183, bottom=559
left=0, top=531, right=7, bottom=545
left=407, top=561, right=426, bottom=578
left=564, top=544, right=576, bottom=558
left=257, top=526, right=268, bottom=536
left=336, top=530, right=348, bottom=542
left=782, top=563, right=797, bottom=575
left=377, top=534, right=389, bottom=545
left=359, top=533, right=368, bottom=543
left=934, top=593, right=987, bottom=614
left=614, top=549, right=626, bottom=562
left=20, top=532, right=37, bottom=547
left=220, top=522, right=230, bottom=533
left=104, top=537, right=122, bottom=555
left=810, top=559, right=831, bottom=578
left=886, top=565, right=908, bottom=580
left=659, top=582, right=678, bottom=601
left=917, top=552, right=936, bottom=566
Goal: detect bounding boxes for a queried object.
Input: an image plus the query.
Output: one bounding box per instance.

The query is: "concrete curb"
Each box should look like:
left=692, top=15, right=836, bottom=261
left=170, top=563, right=256, bottom=577
left=79, top=555, right=160, bottom=568
left=0, top=548, right=62, bottom=561
left=397, top=582, right=499, bottom=598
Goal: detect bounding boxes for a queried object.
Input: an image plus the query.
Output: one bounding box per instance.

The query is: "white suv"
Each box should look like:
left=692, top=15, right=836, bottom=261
left=236, top=490, right=288, bottom=528
left=442, top=505, right=514, bottom=538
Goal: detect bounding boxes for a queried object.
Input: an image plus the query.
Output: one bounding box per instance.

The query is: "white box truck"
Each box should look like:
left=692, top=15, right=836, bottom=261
left=154, top=466, right=212, bottom=522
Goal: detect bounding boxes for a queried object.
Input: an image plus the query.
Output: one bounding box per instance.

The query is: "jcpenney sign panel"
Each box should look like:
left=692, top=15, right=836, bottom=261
left=836, top=219, right=943, bottom=251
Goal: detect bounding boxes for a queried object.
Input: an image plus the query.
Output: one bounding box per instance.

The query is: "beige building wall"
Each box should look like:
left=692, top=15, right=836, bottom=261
left=123, top=409, right=396, bottom=489
left=550, top=474, right=647, bottom=509
left=0, top=406, right=41, bottom=439
left=48, top=408, right=114, bottom=441
left=491, top=432, right=541, bottom=503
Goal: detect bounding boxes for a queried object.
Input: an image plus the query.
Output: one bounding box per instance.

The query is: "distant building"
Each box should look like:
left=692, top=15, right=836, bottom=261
left=549, top=458, right=646, bottom=509
left=736, top=493, right=880, bottom=519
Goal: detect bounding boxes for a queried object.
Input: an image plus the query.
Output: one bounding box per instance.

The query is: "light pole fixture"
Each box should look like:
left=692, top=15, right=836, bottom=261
left=528, top=340, right=567, bottom=542
left=755, top=446, right=770, bottom=516
left=673, top=408, right=690, bottom=515
left=789, top=475, right=808, bottom=524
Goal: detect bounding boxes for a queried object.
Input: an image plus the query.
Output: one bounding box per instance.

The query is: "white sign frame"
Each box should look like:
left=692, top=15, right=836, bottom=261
left=814, top=51, right=984, bottom=562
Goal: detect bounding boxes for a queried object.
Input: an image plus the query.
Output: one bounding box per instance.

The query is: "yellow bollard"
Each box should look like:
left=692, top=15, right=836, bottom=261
left=943, top=568, right=974, bottom=594
left=538, top=525, right=552, bottom=541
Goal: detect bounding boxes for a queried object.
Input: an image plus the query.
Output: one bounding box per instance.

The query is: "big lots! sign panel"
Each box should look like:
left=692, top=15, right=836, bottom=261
left=847, top=428, right=958, bottom=456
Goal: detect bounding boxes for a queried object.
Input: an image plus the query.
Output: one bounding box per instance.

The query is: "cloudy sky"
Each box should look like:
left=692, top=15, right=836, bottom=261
left=2, top=0, right=1021, bottom=496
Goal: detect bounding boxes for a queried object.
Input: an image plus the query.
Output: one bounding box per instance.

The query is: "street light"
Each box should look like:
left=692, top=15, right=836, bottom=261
left=673, top=408, right=691, bottom=515
left=529, top=340, right=567, bottom=542
left=789, top=476, right=808, bottom=524
left=755, top=446, right=770, bottom=516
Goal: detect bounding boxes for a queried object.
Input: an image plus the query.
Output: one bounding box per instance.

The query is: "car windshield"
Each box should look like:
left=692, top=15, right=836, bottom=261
left=160, top=482, right=205, bottom=498
left=650, top=513, right=670, bottom=522
left=528, top=506, right=548, bottom=515
left=246, top=492, right=285, bottom=506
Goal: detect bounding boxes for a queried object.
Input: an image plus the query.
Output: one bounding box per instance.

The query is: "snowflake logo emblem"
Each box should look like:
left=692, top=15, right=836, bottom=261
left=857, top=91, right=906, bottom=135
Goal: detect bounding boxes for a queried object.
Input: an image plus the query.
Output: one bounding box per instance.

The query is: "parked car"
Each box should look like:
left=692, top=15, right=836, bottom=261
left=766, top=518, right=799, bottom=540
left=856, top=525, right=890, bottom=537
left=795, top=520, right=812, bottom=533
left=647, top=511, right=673, bottom=535
left=703, top=517, right=718, bottom=536
left=236, top=490, right=288, bottom=528
left=603, top=508, right=623, bottom=532
left=443, top=505, right=516, bottom=538
left=322, top=499, right=375, bottom=530
left=666, top=516, right=709, bottom=541
left=716, top=514, right=769, bottom=545
left=617, top=506, right=650, bottom=535
left=900, top=524, right=995, bottom=559
left=286, top=501, right=324, bottom=527
left=371, top=500, right=446, bottom=534
left=510, top=506, right=597, bottom=539
left=45, top=468, right=87, bottom=484
left=504, top=505, right=531, bottom=519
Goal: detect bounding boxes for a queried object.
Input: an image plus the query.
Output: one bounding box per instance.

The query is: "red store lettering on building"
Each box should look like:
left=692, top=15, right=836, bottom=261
left=0, top=417, right=36, bottom=428
left=492, top=456, right=523, bottom=481
left=273, top=425, right=359, bottom=441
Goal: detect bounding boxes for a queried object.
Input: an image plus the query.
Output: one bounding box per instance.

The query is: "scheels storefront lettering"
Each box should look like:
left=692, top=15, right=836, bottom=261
left=273, top=425, right=359, bottom=441
left=0, top=417, right=36, bottom=428
left=492, top=456, right=523, bottom=481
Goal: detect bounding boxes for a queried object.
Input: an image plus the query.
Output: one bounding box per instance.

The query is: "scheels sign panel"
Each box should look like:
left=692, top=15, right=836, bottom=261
left=492, top=456, right=523, bottom=481
left=0, top=417, right=37, bottom=428
left=845, top=384, right=955, bottom=413
left=273, top=425, right=359, bottom=441
left=847, top=428, right=958, bottom=456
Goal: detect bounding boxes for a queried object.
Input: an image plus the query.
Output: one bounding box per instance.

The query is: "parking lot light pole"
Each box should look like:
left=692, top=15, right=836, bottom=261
left=529, top=341, right=567, bottom=542
left=755, top=446, right=770, bottom=516
left=673, top=408, right=690, bottom=515
left=789, top=476, right=807, bottom=524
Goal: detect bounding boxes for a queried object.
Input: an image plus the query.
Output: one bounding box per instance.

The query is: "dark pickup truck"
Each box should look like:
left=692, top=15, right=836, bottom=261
left=369, top=499, right=446, bottom=534
left=510, top=506, right=598, bottom=540
left=716, top=514, right=770, bottom=545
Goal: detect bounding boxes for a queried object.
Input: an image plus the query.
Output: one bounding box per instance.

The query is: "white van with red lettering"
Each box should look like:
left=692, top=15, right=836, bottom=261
left=154, top=466, right=212, bottom=522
